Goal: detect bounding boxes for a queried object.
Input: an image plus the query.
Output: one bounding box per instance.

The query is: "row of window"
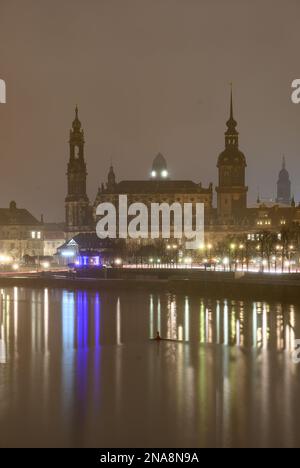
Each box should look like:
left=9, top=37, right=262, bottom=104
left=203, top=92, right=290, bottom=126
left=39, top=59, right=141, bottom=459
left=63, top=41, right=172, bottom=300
left=256, top=219, right=287, bottom=227
left=247, top=233, right=282, bottom=241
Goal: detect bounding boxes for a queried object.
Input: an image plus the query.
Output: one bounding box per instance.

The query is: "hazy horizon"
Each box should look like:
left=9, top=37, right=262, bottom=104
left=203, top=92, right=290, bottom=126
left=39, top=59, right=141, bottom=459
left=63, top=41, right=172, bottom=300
left=1, top=0, right=300, bottom=221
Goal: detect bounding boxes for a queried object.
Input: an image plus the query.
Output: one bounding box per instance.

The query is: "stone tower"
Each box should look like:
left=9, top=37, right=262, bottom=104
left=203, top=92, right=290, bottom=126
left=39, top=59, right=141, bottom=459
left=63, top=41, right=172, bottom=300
left=65, top=107, right=91, bottom=233
left=216, top=88, right=248, bottom=221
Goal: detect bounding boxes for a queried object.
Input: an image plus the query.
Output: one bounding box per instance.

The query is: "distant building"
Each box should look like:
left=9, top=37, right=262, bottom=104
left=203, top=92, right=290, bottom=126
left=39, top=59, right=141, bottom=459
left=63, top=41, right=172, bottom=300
left=65, top=107, right=93, bottom=235
left=62, top=92, right=300, bottom=253
left=0, top=201, right=43, bottom=261
left=94, top=157, right=213, bottom=213
left=57, top=233, right=124, bottom=266
left=216, top=89, right=247, bottom=222
left=276, top=157, right=291, bottom=205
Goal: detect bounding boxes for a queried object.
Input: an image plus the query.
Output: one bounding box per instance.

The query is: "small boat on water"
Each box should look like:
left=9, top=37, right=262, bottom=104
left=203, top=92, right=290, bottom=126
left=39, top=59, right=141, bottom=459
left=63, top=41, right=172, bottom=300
left=150, top=332, right=186, bottom=343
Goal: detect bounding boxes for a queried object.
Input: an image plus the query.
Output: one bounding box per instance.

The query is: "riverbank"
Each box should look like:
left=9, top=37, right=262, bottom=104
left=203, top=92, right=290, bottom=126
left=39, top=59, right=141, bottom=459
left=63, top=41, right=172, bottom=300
left=0, top=268, right=300, bottom=302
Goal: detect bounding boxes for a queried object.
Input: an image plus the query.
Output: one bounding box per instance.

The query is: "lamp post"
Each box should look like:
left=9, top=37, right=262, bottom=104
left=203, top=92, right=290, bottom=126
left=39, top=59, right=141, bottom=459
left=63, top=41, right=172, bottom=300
left=239, top=244, right=245, bottom=271
left=230, top=243, right=236, bottom=271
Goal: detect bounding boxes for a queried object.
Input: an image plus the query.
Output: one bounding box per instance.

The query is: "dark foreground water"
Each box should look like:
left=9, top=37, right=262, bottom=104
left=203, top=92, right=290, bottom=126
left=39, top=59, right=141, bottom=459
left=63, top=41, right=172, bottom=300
left=0, top=286, right=300, bottom=447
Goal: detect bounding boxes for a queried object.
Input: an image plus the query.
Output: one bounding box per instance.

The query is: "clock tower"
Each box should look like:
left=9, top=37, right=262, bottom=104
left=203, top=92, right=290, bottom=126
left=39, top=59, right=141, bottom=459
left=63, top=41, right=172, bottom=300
left=216, top=89, right=248, bottom=221
left=65, top=107, right=91, bottom=233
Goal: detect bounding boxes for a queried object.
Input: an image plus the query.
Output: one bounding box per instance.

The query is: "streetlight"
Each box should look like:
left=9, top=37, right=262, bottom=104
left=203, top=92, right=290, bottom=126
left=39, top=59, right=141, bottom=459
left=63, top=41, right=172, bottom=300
left=239, top=244, right=245, bottom=270
left=223, top=257, right=229, bottom=271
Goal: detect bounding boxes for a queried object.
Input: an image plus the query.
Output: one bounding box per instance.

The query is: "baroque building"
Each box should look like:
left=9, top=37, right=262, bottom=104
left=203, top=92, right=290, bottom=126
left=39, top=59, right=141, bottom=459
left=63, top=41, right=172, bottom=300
left=216, top=89, right=247, bottom=222
left=63, top=91, right=300, bottom=252
left=65, top=107, right=92, bottom=235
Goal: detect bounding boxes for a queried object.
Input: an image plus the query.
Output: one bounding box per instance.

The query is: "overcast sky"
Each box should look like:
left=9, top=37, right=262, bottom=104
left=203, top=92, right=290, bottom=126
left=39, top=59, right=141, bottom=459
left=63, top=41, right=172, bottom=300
left=0, top=0, right=300, bottom=221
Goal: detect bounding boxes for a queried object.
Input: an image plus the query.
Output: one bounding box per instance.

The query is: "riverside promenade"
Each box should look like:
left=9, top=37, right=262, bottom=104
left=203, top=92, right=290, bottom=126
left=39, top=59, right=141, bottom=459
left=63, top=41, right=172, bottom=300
left=0, top=267, right=300, bottom=302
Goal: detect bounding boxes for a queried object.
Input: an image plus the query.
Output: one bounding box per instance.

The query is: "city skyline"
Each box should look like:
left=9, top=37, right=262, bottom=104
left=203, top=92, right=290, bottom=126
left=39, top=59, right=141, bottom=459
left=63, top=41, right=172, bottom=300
left=1, top=0, right=300, bottom=221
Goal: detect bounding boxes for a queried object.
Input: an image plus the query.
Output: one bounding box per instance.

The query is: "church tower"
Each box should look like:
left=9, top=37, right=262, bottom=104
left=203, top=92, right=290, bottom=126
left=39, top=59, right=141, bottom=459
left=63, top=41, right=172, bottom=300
left=216, top=88, right=248, bottom=221
left=65, top=107, right=91, bottom=233
left=107, top=165, right=116, bottom=192
left=276, top=157, right=291, bottom=205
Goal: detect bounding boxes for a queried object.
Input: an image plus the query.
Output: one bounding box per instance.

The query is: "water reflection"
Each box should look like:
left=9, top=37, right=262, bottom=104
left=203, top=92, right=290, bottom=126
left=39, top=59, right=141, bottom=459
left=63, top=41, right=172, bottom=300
left=1, top=289, right=296, bottom=353
left=0, top=287, right=300, bottom=447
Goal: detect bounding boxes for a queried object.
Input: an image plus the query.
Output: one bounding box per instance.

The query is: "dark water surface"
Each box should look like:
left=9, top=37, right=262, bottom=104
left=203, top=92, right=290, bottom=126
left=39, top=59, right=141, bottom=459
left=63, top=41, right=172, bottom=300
left=0, top=286, right=300, bottom=447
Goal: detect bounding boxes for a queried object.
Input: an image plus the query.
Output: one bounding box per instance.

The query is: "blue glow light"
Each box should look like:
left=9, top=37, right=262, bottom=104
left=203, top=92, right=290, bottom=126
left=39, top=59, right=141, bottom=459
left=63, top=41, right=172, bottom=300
left=61, top=250, right=75, bottom=257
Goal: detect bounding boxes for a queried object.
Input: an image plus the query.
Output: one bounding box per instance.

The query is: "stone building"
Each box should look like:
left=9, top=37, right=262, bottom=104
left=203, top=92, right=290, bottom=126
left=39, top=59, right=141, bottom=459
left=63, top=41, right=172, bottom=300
left=63, top=92, right=300, bottom=253
left=65, top=107, right=93, bottom=235
left=0, top=201, right=43, bottom=261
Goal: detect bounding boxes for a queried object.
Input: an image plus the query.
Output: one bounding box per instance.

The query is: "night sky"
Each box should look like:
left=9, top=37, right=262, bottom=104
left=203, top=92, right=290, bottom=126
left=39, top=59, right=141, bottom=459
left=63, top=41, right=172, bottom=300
left=0, top=0, right=300, bottom=221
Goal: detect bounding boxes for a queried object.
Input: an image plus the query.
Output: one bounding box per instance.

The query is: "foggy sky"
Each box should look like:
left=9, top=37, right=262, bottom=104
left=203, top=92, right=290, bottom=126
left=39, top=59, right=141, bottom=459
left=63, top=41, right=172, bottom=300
left=0, top=0, right=300, bottom=221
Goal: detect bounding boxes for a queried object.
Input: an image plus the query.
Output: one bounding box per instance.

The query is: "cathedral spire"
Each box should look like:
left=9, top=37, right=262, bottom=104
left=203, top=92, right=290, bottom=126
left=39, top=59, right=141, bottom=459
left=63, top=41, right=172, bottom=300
left=65, top=107, right=90, bottom=232
left=216, top=86, right=247, bottom=220
left=230, top=83, right=234, bottom=120
left=276, top=156, right=291, bottom=205
left=72, top=105, right=82, bottom=133
left=107, top=164, right=116, bottom=191
left=225, top=85, right=238, bottom=148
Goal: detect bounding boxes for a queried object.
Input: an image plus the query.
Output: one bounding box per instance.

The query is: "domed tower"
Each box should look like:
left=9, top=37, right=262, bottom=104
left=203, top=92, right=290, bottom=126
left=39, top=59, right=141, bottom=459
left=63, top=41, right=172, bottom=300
left=65, top=107, right=91, bottom=233
left=216, top=88, right=247, bottom=221
left=276, top=157, right=291, bottom=205
left=150, top=153, right=169, bottom=179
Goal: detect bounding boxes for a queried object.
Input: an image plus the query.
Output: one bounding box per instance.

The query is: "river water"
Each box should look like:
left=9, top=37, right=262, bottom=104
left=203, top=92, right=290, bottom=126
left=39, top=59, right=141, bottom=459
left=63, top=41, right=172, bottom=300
left=0, top=286, right=299, bottom=447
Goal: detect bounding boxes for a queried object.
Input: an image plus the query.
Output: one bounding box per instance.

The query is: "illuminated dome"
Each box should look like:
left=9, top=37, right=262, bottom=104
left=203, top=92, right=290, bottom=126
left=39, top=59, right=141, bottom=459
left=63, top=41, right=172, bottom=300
left=150, top=153, right=169, bottom=179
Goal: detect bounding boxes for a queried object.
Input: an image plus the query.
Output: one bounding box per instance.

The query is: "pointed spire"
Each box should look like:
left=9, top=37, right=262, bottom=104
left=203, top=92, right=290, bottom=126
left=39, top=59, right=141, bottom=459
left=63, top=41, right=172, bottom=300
left=107, top=163, right=116, bottom=191
left=282, top=155, right=286, bottom=170
left=224, top=84, right=239, bottom=149
left=226, top=83, right=237, bottom=132
left=230, top=82, right=233, bottom=120
left=291, top=195, right=295, bottom=207
left=72, top=105, right=81, bottom=131
left=257, top=187, right=261, bottom=204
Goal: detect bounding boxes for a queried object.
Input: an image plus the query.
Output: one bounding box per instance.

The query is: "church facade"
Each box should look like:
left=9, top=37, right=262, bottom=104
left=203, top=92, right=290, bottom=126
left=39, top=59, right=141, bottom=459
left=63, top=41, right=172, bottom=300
left=64, top=92, right=300, bottom=250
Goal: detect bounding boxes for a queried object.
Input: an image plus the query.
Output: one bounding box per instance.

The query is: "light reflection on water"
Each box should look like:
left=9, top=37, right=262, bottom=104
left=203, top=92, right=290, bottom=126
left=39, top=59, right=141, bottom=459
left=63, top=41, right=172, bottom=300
left=0, top=287, right=300, bottom=447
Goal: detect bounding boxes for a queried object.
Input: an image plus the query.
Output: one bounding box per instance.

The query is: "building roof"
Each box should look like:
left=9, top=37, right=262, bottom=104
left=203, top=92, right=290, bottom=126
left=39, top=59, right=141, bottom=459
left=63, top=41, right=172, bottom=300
left=0, top=201, right=41, bottom=226
left=112, top=180, right=213, bottom=194
left=58, top=232, right=123, bottom=251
